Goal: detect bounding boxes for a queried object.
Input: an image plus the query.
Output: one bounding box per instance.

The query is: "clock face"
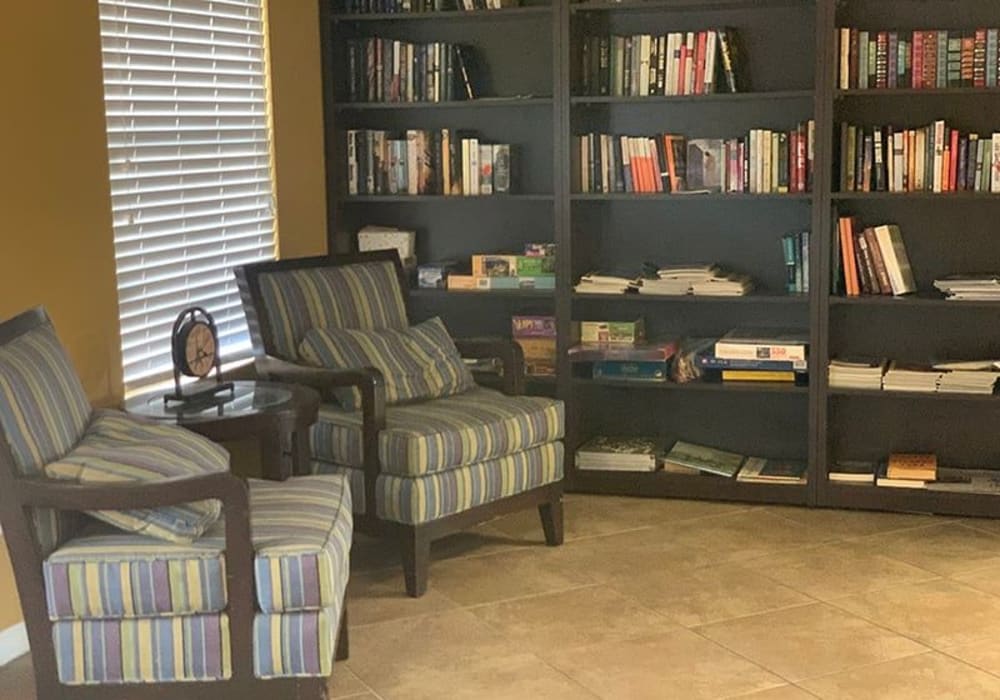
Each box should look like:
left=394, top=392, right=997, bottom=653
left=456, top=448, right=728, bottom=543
left=184, top=322, right=216, bottom=377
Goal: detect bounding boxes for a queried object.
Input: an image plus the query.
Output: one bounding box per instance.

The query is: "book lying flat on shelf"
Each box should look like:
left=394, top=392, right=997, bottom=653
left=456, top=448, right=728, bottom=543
left=926, top=468, right=1000, bottom=494
left=663, top=440, right=744, bottom=478
left=737, top=457, right=807, bottom=484
left=828, top=357, right=887, bottom=390
left=876, top=463, right=930, bottom=489
left=828, top=460, right=877, bottom=484
left=576, top=436, right=663, bottom=472
left=934, top=275, right=1000, bottom=301
left=887, top=452, right=938, bottom=481
left=714, top=327, right=809, bottom=362
left=569, top=340, right=679, bottom=363
left=882, top=362, right=943, bottom=392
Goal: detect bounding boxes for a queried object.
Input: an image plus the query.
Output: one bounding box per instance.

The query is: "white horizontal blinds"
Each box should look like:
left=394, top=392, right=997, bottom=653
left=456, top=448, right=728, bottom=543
left=99, top=0, right=275, bottom=391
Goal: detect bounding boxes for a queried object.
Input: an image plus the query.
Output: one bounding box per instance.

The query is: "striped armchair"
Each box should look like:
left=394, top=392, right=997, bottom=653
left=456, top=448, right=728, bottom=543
left=235, top=252, right=565, bottom=597
left=0, top=308, right=352, bottom=700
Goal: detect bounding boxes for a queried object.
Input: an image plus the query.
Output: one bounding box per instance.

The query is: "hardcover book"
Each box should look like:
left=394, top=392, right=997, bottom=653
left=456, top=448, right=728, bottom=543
left=663, top=440, right=745, bottom=478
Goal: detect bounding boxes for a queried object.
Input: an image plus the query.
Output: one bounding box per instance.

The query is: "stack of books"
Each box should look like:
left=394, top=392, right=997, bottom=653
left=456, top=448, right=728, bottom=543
left=576, top=122, right=815, bottom=195
left=512, top=316, right=558, bottom=377
left=579, top=29, right=748, bottom=97
left=828, top=460, right=876, bottom=485
left=839, top=120, right=1000, bottom=194
left=569, top=338, right=679, bottom=383
left=835, top=218, right=917, bottom=297
left=574, top=272, right=638, bottom=295
left=877, top=453, right=938, bottom=489
left=838, top=28, right=1000, bottom=91
left=662, top=440, right=807, bottom=483
left=828, top=358, right=888, bottom=390
left=347, top=129, right=513, bottom=196
left=576, top=436, right=663, bottom=472
left=345, top=40, right=485, bottom=103
left=699, top=328, right=809, bottom=383
left=882, top=362, right=944, bottom=392
left=782, top=231, right=810, bottom=294
left=446, top=244, right=555, bottom=292
left=637, top=264, right=753, bottom=297
left=934, top=360, right=1000, bottom=394
left=934, top=275, right=1000, bottom=301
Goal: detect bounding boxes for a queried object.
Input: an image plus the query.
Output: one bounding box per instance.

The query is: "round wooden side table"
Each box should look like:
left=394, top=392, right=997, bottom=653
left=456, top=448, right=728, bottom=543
left=125, top=380, right=320, bottom=481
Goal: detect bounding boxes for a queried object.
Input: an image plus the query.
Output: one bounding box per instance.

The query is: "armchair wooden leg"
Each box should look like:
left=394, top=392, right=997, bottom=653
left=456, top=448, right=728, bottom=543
left=539, top=498, right=564, bottom=546
left=335, top=606, right=349, bottom=662
left=398, top=524, right=431, bottom=598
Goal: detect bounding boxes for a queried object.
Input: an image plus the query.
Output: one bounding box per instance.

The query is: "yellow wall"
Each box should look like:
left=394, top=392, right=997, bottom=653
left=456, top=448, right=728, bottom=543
left=0, top=1, right=328, bottom=638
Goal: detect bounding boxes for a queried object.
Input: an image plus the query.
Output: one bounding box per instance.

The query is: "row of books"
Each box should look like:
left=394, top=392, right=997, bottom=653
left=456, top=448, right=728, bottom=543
left=934, top=275, right=1000, bottom=301
left=578, top=29, right=748, bottom=97
left=576, top=437, right=806, bottom=484
left=345, top=39, right=485, bottom=103
left=829, top=358, right=1000, bottom=395
left=445, top=244, right=556, bottom=291
left=839, top=121, right=1000, bottom=194
left=577, top=123, right=815, bottom=195
left=346, top=129, right=514, bottom=196
left=831, top=454, right=1000, bottom=495
left=782, top=231, right=810, bottom=294
left=834, top=218, right=916, bottom=297
left=342, top=0, right=516, bottom=13
left=838, top=28, right=1000, bottom=91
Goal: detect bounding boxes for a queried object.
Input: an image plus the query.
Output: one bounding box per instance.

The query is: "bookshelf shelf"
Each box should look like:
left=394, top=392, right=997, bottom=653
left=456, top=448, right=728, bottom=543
left=570, top=90, right=813, bottom=105
left=321, top=0, right=1000, bottom=518
left=331, top=6, right=552, bottom=21
left=335, top=97, right=554, bottom=110
left=571, top=192, right=813, bottom=202
left=572, top=377, right=809, bottom=395
left=573, top=292, right=808, bottom=304
left=828, top=388, right=1000, bottom=403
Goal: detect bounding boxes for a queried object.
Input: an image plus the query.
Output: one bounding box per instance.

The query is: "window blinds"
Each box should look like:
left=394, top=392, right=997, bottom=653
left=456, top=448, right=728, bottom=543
left=99, top=0, right=275, bottom=391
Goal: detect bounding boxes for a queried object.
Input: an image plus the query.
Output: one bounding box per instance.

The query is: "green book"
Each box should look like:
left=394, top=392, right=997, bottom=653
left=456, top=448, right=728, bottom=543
left=663, top=440, right=745, bottom=478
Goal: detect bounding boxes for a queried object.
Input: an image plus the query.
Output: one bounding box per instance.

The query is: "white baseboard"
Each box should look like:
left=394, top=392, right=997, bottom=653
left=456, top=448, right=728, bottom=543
left=0, top=622, right=28, bottom=667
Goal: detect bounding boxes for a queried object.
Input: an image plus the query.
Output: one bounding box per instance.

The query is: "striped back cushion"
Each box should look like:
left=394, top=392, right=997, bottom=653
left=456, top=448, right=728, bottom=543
left=298, top=316, right=475, bottom=410
left=258, top=261, right=408, bottom=359
left=0, top=323, right=92, bottom=553
left=46, top=411, right=227, bottom=544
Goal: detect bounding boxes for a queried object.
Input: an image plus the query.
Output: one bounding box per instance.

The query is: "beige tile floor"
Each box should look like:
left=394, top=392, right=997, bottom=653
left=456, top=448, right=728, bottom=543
left=5, top=494, right=1000, bottom=698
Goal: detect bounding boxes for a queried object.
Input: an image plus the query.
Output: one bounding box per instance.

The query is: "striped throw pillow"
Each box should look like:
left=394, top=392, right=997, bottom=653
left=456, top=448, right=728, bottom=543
left=298, top=317, right=475, bottom=410
left=45, top=411, right=228, bottom=543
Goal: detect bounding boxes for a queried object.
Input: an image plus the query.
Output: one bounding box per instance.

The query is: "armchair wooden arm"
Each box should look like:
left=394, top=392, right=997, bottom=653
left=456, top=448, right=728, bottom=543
left=454, top=337, right=526, bottom=396
left=257, top=355, right=386, bottom=518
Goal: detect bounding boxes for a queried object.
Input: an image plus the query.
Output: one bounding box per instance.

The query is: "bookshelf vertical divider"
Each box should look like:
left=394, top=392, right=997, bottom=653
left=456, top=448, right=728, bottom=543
left=319, top=0, right=1000, bottom=518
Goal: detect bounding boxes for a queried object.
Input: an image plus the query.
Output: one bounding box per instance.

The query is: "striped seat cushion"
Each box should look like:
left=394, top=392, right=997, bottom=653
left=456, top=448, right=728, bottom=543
left=51, top=605, right=341, bottom=684
left=258, top=261, right=408, bottom=360
left=311, top=387, right=564, bottom=476
left=314, top=440, right=565, bottom=524
left=298, top=316, right=475, bottom=410
left=45, top=411, right=228, bottom=544
left=43, top=474, right=352, bottom=620
left=0, top=322, right=92, bottom=553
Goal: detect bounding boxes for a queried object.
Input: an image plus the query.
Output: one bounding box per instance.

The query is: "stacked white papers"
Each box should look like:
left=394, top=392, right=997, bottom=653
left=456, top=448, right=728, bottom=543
left=828, top=358, right=887, bottom=390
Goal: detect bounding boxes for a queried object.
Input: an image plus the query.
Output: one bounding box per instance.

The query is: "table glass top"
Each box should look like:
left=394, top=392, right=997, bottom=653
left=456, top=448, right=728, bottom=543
left=127, top=381, right=294, bottom=421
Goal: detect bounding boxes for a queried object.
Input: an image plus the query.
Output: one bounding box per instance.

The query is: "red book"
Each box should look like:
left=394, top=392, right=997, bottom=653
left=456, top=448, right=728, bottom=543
left=649, top=138, right=663, bottom=193
left=839, top=217, right=860, bottom=296
left=975, top=29, right=988, bottom=88
left=797, top=125, right=807, bottom=192
left=693, top=32, right=707, bottom=96
left=628, top=138, right=642, bottom=193
left=949, top=128, right=960, bottom=191
left=913, top=31, right=924, bottom=89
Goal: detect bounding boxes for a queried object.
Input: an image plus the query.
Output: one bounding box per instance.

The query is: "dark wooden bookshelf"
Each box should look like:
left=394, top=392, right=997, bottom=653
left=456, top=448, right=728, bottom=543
left=319, top=0, right=1000, bottom=518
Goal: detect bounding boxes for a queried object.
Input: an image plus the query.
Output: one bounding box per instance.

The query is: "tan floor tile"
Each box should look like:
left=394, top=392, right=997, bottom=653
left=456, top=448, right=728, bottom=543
left=327, top=666, right=373, bottom=699
left=657, top=510, right=841, bottom=564
left=742, top=541, right=940, bottom=601
left=800, top=651, right=1000, bottom=699
left=945, top=638, right=1000, bottom=677
left=350, top=525, right=527, bottom=574
left=952, top=563, right=1000, bottom=597
left=370, top=652, right=597, bottom=700
left=347, top=608, right=517, bottom=683
left=852, top=523, right=1000, bottom=576
left=830, top=579, right=1000, bottom=649
left=469, top=584, right=679, bottom=655
left=729, top=685, right=818, bottom=699
left=607, top=562, right=813, bottom=628
left=548, top=629, right=784, bottom=700
left=347, top=568, right=459, bottom=626
left=428, top=547, right=593, bottom=606
left=764, top=505, right=942, bottom=539
left=959, top=517, right=1000, bottom=537
left=696, top=602, right=927, bottom=682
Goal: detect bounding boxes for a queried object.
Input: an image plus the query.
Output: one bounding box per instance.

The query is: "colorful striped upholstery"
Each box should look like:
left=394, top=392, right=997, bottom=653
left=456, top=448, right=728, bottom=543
left=53, top=614, right=231, bottom=685
left=43, top=474, right=352, bottom=620
left=258, top=261, right=408, bottom=360
left=298, top=317, right=475, bottom=410
left=311, top=388, right=564, bottom=476
left=254, top=607, right=339, bottom=680
left=314, top=441, right=564, bottom=524
left=45, top=411, right=228, bottom=544
left=0, top=323, right=92, bottom=555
